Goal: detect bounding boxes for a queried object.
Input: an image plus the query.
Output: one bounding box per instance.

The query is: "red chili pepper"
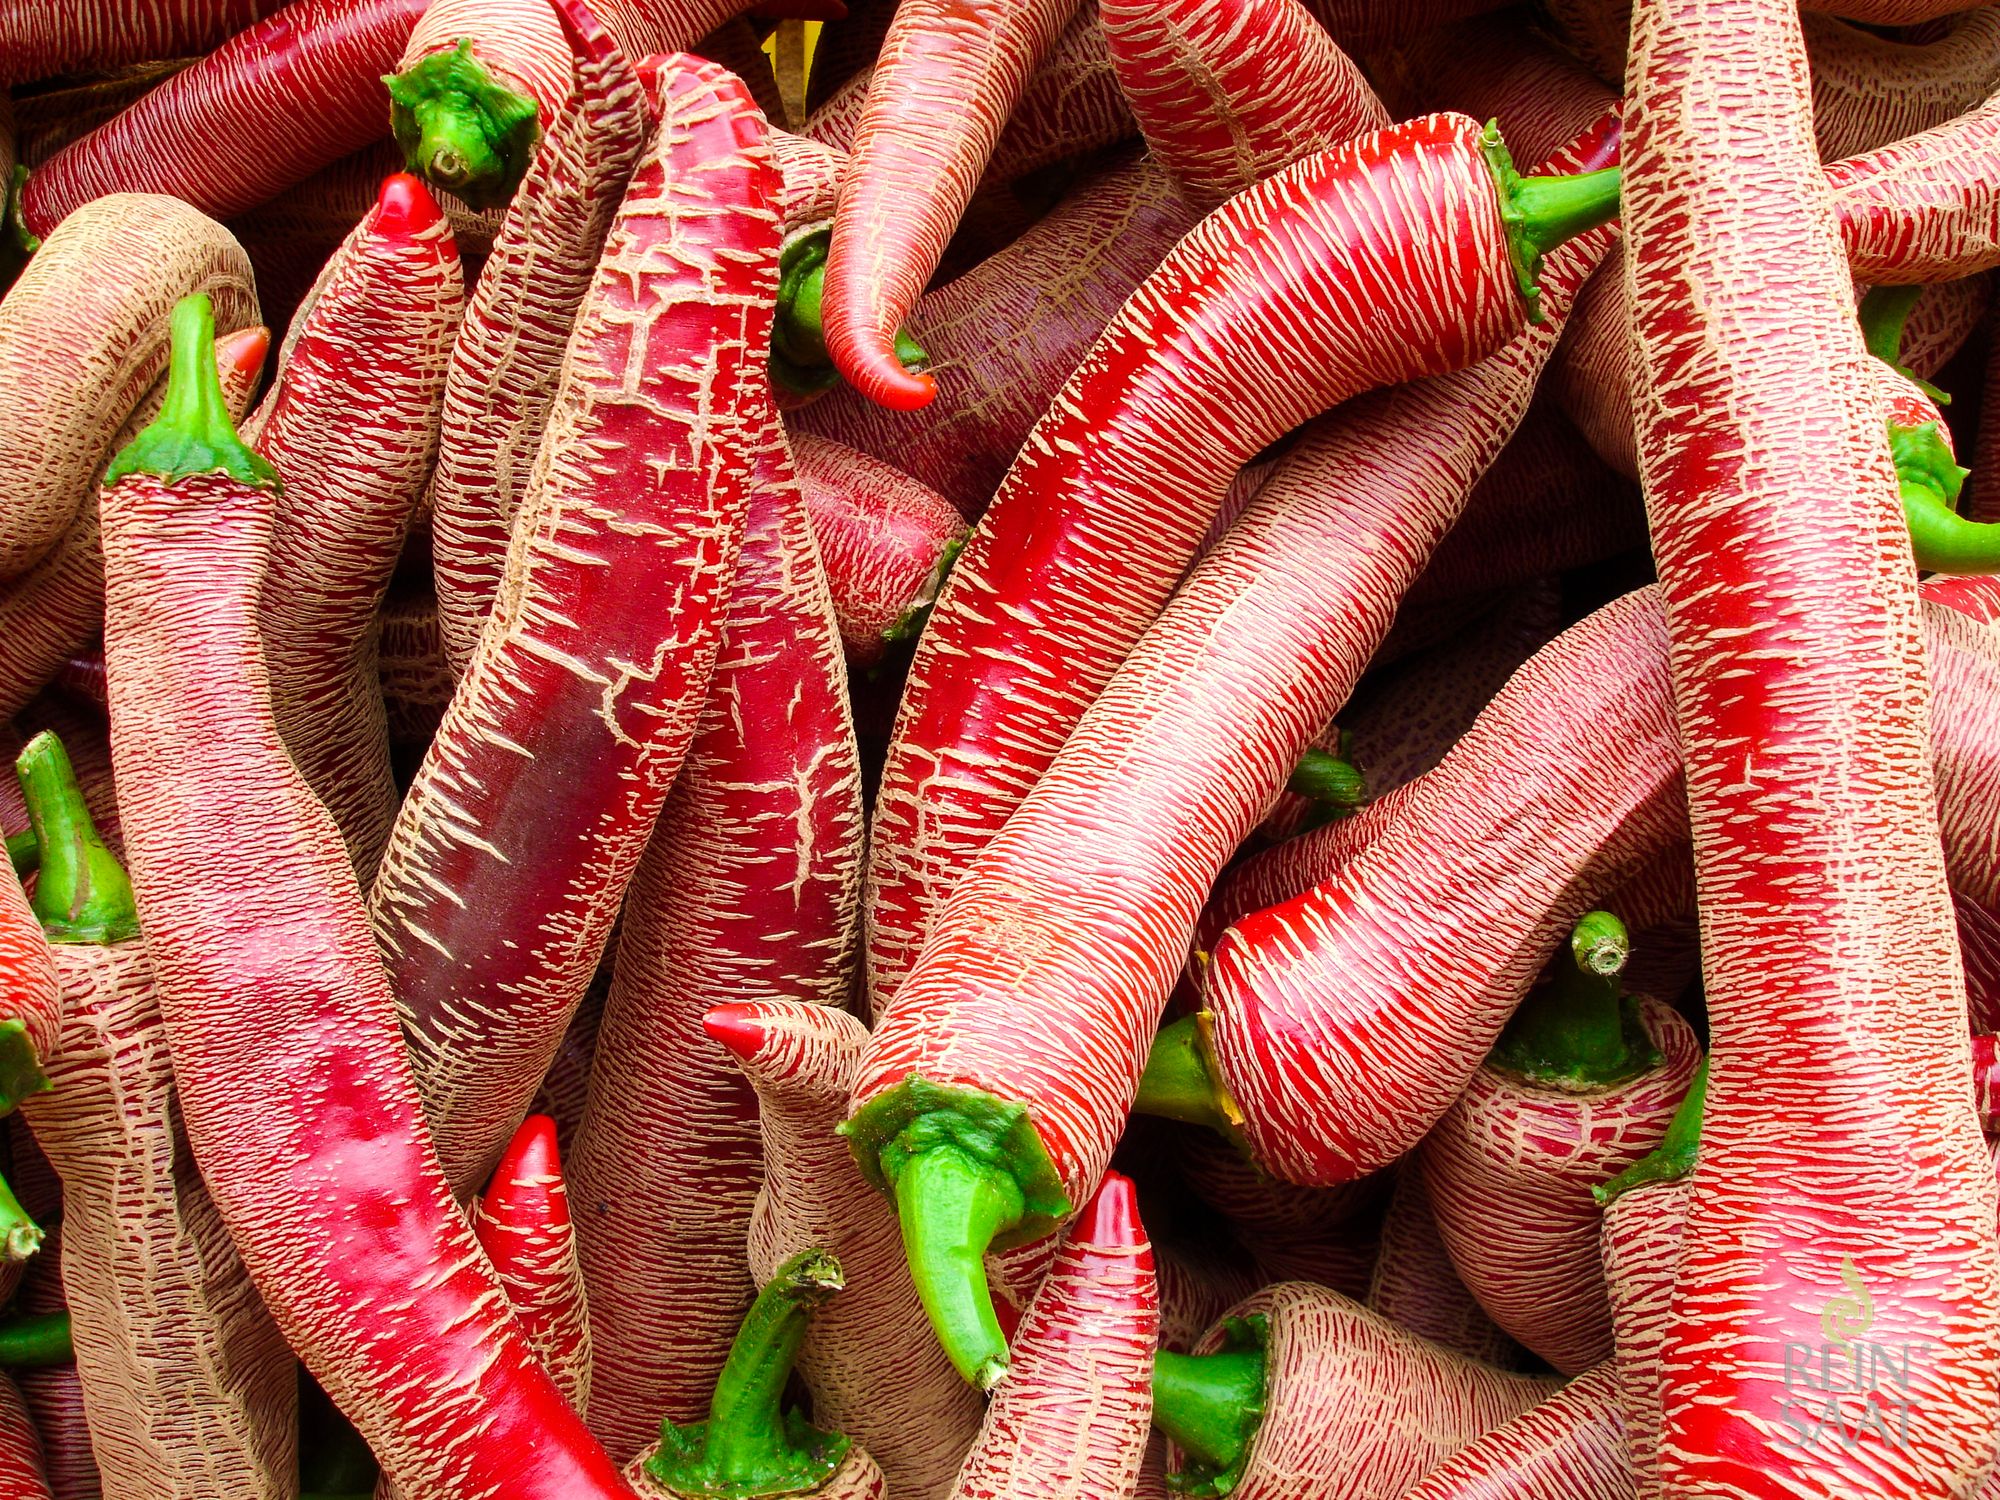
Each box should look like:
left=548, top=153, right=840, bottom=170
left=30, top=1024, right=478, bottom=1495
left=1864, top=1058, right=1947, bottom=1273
left=472, top=1114, right=593, bottom=1412
left=820, top=0, right=1082, bottom=410
left=791, top=152, right=1197, bottom=517
left=1396, top=1364, right=1631, bottom=1500
left=565, top=390, right=865, bottom=1457
left=0, top=2, right=290, bottom=89
left=793, top=434, right=967, bottom=668
left=252, top=172, right=463, bottom=884
left=1625, top=0, right=2000, bottom=1481
left=18, top=0, right=427, bottom=240
left=98, top=293, right=630, bottom=1497
left=0, top=1370, right=50, bottom=1500
left=849, top=117, right=1621, bottom=1387
left=1365, top=1172, right=1517, bottom=1367
left=427, top=0, right=647, bottom=676
left=705, top=998, right=985, bottom=1498
left=1101, top=0, right=1386, bottom=214
left=1419, top=911, right=1702, bottom=1375
left=369, top=48, right=778, bottom=1198
left=13, top=731, right=296, bottom=1493
left=948, top=1171, right=1158, bottom=1500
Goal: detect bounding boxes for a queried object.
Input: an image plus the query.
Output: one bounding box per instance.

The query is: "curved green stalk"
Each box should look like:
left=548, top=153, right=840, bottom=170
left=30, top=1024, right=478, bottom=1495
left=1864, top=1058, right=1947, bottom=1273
left=7, top=829, right=38, bottom=877
left=17, top=731, right=137, bottom=945
left=0, top=1310, right=69, bottom=1367
left=646, top=1249, right=850, bottom=1497
left=1154, top=1316, right=1269, bottom=1498
left=841, top=1078, right=1070, bottom=1389
left=385, top=39, right=541, bottom=210
left=1480, top=121, right=1621, bottom=325
left=1888, top=420, right=2000, bottom=573
left=1134, top=1015, right=1246, bottom=1142
left=772, top=227, right=927, bottom=397
left=1859, top=285, right=1950, bottom=405
left=104, top=295, right=276, bottom=491
left=1594, top=1055, right=1708, bottom=1205
left=1286, top=747, right=1366, bottom=824
left=1490, top=910, right=1659, bottom=1088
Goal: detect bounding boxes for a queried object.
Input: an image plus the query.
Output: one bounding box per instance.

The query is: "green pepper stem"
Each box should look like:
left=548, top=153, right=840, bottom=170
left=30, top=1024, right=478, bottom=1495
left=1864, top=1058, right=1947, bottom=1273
left=646, top=1250, right=851, bottom=1497
left=1491, top=910, right=1658, bottom=1088
left=17, top=731, right=137, bottom=944
left=384, top=39, right=542, bottom=210
left=1859, top=284, right=1923, bottom=366
left=1904, top=480, right=2000, bottom=574
left=0, top=1311, right=69, bottom=1366
left=1595, top=1054, right=1708, bottom=1206
left=1480, top=120, right=1621, bottom=324
left=1154, top=1316, right=1269, bottom=1497
left=889, top=1144, right=1018, bottom=1389
left=104, top=295, right=276, bottom=491
left=6, top=829, right=38, bottom=878
left=0, top=1171, right=40, bottom=1262
left=1133, top=1015, right=1246, bottom=1141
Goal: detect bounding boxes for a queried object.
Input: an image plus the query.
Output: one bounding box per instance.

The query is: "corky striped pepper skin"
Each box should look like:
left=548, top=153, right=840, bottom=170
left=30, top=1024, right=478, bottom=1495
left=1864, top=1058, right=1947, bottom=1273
left=1100, top=0, right=1386, bottom=214
left=368, top=52, right=777, bottom=1198
left=471, top=1114, right=592, bottom=1412
left=792, top=152, right=1197, bottom=518
left=624, top=1250, right=890, bottom=1500
left=0, top=3, right=289, bottom=89
left=98, top=295, right=631, bottom=1498
left=976, top=1, right=1133, bottom=192
left=0, top=1371, right=50, bottom=1499
left=946, top=1173, right=1157, bottom=1500
left=708, top=1000, right=984, bottom=1500
left=1365, top=1171, right=1516, bottom=1367
left=253, top=172, right=462, bottom=886
left=14, top=732, right=296, bottom=1500
left=427, top=0, right=647, bottom=677
left=1419, top=917, right=1701, bottom=1376
left=1396, top=1364, right=1634, bottom=1500
left=1157, top=1284, right=1558, bottom=1500
left=19, top=0, right=427, bottom=240
left=821, top=0, right=1082, bottom=411
left=0, top=192, right=257, bottom=583
left=849, top=120, right=1621, bottom=1386
left=860, top=114, right=1619, bottom=1029
left=792, top=434, right=967, bottom=668
left=565, top=399, right=864, bottom=1458
left=1625, top=0, right=2000, bottom=1481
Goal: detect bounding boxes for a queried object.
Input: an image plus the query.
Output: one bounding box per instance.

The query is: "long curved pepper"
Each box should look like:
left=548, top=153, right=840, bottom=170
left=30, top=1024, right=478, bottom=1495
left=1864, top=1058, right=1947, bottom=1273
left=821, top=0, right=1082, bottom=409
left=98, top=294, right=633, bottom=1497
left=628, top=1249, right=887, bottom=1500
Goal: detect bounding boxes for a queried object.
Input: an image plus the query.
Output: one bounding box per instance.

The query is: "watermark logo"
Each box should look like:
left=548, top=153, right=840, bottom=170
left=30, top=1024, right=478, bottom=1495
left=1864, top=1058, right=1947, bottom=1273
left=1779, top=1255, right=1922, bottom=1454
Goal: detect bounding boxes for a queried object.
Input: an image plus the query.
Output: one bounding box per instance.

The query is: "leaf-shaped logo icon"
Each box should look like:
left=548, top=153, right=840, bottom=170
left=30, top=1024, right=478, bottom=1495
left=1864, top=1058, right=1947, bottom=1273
left=1820, top=1255, right=1875, bottom=1346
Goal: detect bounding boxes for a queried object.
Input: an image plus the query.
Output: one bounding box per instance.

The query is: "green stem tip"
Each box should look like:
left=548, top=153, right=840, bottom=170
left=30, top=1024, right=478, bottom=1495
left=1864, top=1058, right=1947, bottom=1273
left=385, top=38, right=541, bottom=210
left=103, top=295, right=276, bottom=492
left=0, top=1172, right=40, bottom=1264
left=1286, top=747, right=1366, bottom=820
left=1154, top=1316, right=1269, bottom=1498
left=771, top=226, right=928, bottom=398
left=0, top=1310, right=68, bottom=1367
left=1492, top=909, right=1657, bottom=1089
left=646, top=1249, right=850, bottom=1498
left=1480, top=120, right=1621, bottom=325
left=888, top=1144, right=1018, bottom=1390
left=1891, top=420, right=2000, bottom=574
left=1595, top=1054, right=1708, bottom=1206
left=1859, top=285, right=1951, bottom=407
left=1134, top=1015, right=1246, bottom=1143
left=17, top=731, right=137, bottom=945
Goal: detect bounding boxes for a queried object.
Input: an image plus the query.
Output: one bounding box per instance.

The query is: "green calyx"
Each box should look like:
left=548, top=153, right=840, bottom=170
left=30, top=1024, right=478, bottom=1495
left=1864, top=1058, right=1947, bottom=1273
left=17, top=730, right=137, bottom=945
left=840, top=1079, right=1070, bottom=1389
left=771, top=227, right=928, bottom=397
left=646, top=1250, right=849, bottom=1499
left=104, top=296, right=276, bottom=492
left=1133, top=1015, right=1249, bottom=1151
left=1479, top=119, right=1621, bottom=326
left=1594, top=1054, right=1708, bottom=1206
left=1155, top=1316, right=1269, bottom=1497
left=0, top=1310, right=70, bottom=1367
left=1890, top=420, right=2000, bottom=574
left=1286, top=746, right=1366, bottom=822
left=879, top=536, right=965, bottom=649
left=1491, top=910, right=1660, bottom=1090
left=385, top=39, right=541, bottom=210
